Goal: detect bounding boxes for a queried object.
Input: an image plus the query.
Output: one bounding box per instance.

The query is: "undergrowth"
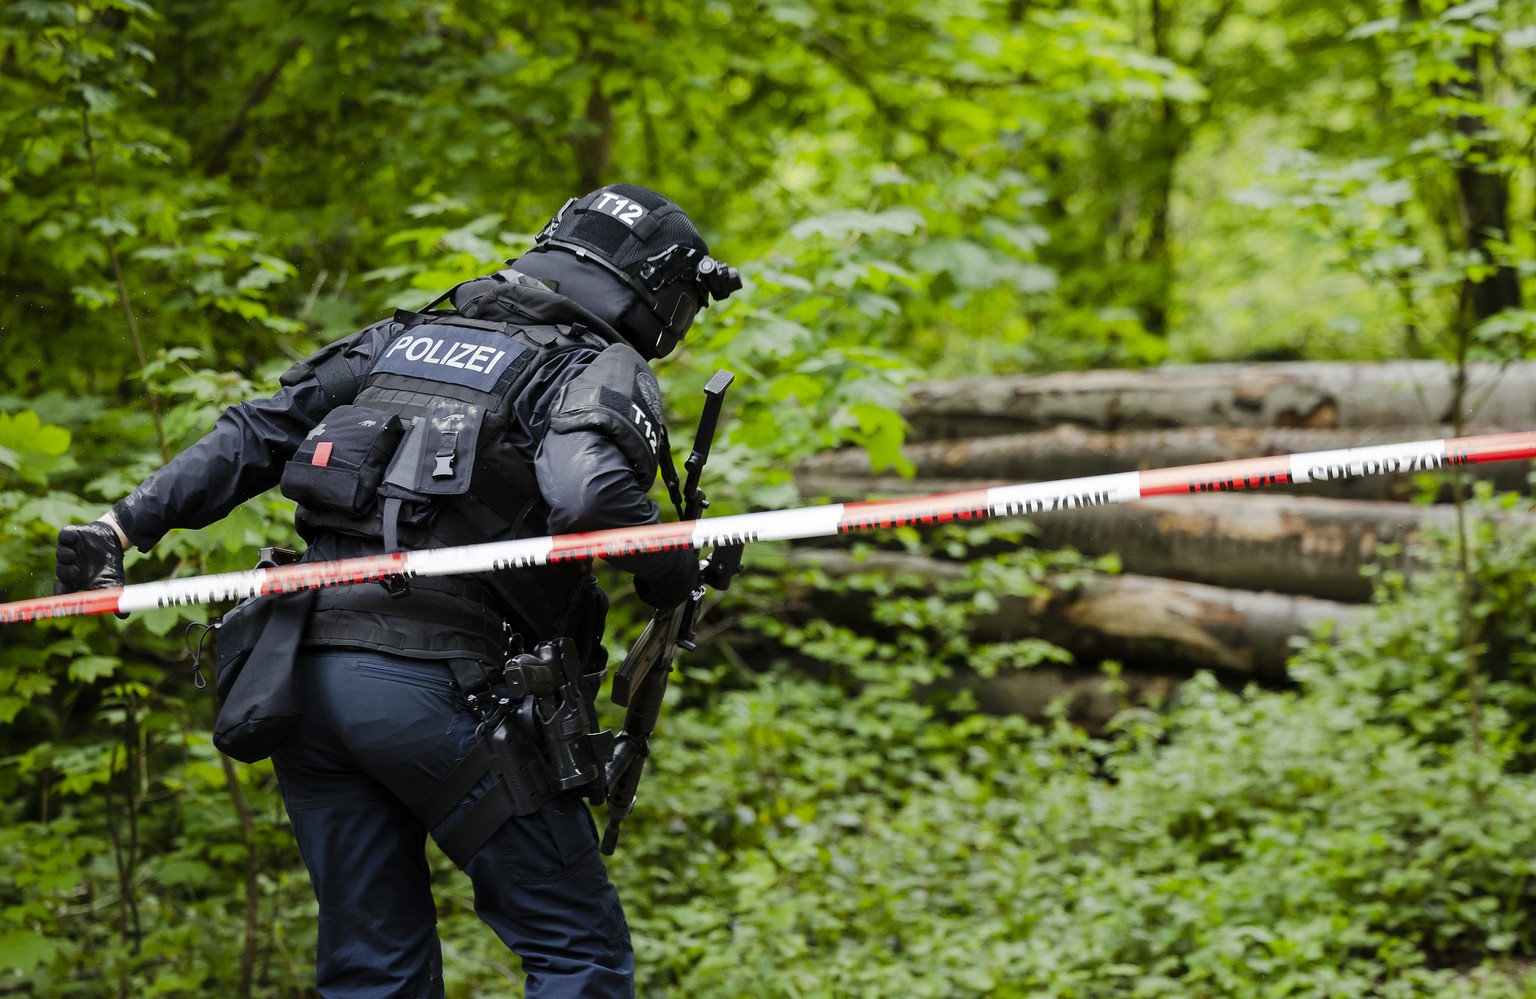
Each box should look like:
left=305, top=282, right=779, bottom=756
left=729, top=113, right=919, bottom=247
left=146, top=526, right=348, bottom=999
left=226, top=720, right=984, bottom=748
left=592, top=509, right=1536, bottom=998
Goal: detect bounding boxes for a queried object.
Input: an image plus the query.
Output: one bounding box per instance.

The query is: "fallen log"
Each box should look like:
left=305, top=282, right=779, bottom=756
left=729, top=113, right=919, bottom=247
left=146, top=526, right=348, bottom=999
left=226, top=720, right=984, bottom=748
left=784, top=491, right=1469, bottom=603
left=781, top=548, right=1360, bottom=684
left=1022, top=493, right=1470, bottom=603
left=796, top=423, right=1529, bottom=503
left=955, top=667, right=1182, bottom=729
left=903, top=360, right=1536, bottom=440
left=697, top=617, right=1180, bottom=729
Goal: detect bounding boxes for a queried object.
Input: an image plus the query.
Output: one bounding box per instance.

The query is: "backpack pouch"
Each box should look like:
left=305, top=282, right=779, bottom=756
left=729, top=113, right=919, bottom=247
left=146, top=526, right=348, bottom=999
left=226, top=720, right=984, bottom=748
left=281, top=404, right=405, bottom=517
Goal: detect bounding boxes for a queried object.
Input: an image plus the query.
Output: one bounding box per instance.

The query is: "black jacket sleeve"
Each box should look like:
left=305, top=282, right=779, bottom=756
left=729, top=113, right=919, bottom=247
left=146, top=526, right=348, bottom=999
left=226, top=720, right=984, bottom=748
left=533, top=345, right=699, bottom=609
left=109, top=323, right=393, bottom=552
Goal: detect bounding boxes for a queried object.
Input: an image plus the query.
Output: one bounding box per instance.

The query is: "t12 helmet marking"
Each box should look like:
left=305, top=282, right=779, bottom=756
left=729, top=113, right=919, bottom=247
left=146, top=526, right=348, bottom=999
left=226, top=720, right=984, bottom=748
left=529, top=186, right=742, bottom=357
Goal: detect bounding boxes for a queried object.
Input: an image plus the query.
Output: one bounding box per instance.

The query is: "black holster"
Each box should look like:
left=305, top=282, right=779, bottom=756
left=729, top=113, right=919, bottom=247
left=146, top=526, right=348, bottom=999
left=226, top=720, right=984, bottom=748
left=416, top=640, right=611, bottom=868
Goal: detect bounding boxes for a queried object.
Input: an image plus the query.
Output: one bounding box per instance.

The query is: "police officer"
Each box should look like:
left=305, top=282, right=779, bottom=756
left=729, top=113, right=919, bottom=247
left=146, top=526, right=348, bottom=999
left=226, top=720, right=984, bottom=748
left=53, top=184, right=741, bottom=998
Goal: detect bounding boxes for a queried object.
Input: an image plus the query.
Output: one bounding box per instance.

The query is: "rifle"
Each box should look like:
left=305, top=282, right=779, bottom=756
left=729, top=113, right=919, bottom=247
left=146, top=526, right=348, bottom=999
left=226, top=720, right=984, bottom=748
left=601, top=369, right=742, bottom=854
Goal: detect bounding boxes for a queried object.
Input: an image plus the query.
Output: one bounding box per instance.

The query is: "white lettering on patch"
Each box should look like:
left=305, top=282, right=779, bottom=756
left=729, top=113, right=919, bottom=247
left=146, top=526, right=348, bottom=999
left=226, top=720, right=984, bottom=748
left=630, top=403, right=658, bottom=453
left=387, top=337, right=510, bottom=377
left=592, top=192, right=648, bottom=227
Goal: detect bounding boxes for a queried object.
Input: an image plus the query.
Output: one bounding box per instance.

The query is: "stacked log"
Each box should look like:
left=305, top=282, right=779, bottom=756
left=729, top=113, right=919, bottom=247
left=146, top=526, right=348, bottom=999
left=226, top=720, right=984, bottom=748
left=788, top=360, right=1536, bottom=720
left=901, top=361, right=1536, bottom=438
left=794, top=423, right=1529, bottom=503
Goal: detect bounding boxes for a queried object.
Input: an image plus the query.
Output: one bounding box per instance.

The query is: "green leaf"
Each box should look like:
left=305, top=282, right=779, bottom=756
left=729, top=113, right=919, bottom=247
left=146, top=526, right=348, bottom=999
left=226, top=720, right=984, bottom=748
left=0, top=929, right=59, bottom=973
left=1346, top=17, right=1400, bottom=39
left=1441, top=0, right=1499, bottom=22
left=1360, top=179, right=1413, bottom=206
left=67, top=655, right=120, bottom=684
left=0, top=411, right=72, bottom=487
left=788, top=208, right=925, bottom=241
left=154, top=858, right=217, bottom=889
left=16, top=494, right=98, bottom=531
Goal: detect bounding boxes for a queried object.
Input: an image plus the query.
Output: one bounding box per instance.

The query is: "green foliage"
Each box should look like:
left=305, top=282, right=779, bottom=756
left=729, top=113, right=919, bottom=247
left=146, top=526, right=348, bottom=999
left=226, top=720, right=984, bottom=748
left=613, top=675, right=1536, bottom=997
left=0, top=362, right=306, bottom=995
left=602, top=515, right=1536, bottom=997
left=3, top=0, right=1536, bottom=994
left=1291, top=484, right=1536, bottom=766
left=1219, top=0, right=1536, bottom=360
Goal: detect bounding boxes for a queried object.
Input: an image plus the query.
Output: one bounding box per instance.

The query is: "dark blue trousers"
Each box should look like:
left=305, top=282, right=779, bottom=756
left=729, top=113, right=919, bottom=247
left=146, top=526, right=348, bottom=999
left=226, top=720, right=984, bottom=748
left=271, top=648, right=634, bottom=998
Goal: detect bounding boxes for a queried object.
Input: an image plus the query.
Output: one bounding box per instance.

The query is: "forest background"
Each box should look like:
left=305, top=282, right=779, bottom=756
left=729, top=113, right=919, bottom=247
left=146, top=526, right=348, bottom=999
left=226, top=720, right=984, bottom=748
left=2, top=0, right=1536, bottom=995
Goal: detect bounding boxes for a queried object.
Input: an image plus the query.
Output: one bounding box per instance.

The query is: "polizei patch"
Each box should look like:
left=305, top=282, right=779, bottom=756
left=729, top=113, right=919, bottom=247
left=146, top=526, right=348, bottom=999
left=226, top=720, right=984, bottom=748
left=373, top=325, right=528, bottom=392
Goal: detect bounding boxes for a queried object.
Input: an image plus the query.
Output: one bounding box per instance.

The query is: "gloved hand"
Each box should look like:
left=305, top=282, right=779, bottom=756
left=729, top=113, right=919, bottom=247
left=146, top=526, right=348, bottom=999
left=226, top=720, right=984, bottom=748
left=55, top=521, right=126, bottom=595
left=632, top=551, right=702, bottom=611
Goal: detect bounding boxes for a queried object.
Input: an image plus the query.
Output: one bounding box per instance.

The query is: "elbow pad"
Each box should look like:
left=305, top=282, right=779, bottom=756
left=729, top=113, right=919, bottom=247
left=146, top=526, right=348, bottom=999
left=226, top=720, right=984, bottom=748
left=547, top=343, right=665, bottom=481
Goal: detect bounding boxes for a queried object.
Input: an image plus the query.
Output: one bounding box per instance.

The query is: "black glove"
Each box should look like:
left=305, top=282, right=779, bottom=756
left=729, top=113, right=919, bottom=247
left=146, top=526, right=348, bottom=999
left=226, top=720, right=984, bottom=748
left=55, top=521, right=126, bottom=595
left=632, top=552, right=702, bottom=611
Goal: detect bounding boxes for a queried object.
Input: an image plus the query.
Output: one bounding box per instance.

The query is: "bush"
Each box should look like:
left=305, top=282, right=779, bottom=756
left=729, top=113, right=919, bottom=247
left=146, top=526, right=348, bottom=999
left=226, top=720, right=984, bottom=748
left=609, top=511, right=1536, bottom=998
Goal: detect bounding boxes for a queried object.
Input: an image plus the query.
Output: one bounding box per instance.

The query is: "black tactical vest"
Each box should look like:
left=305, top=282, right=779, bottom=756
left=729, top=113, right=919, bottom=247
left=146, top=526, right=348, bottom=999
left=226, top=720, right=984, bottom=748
left=281, top=312, right=610, bottom=662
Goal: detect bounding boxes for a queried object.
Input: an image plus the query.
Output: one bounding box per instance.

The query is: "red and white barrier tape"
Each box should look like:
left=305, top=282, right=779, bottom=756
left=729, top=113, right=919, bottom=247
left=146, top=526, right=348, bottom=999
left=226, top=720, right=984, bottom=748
left=4, top=429, right=1535, bottom=625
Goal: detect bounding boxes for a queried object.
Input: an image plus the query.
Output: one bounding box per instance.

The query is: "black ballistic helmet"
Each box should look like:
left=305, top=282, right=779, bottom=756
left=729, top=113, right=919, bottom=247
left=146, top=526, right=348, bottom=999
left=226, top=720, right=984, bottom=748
left=524, top=184, right=741, bottom=359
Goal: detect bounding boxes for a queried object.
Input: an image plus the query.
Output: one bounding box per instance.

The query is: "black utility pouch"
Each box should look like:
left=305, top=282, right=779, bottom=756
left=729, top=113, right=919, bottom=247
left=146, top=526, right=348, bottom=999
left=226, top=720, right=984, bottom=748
left=280, top=404, right=404, bottom=516
left=213, top=587, right=317, bottom=764
left=390, top=398, right=484, bottom=498
left=377, top=399, right=486, bottom=533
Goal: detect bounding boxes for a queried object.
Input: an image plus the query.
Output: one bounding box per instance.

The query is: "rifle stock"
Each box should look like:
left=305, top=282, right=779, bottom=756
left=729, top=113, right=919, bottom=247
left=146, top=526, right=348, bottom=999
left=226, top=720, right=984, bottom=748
left=610, top=607, right=682, bottom=707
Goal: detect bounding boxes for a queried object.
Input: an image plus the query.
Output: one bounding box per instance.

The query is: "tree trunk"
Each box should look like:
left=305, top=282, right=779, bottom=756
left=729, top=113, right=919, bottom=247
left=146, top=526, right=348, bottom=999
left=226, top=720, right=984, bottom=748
left=1139, top=0, right=1179, bottom=336
left=796, top=422, right=1528, bottom=503
left=1452, top=68, right=1522, bottom=325
left=790, top=493, right=1497, bottom=601
left=572, top=81, right=613, bottom=192
left=780, top=358, right=1536, bottom=720
left=1398, top=1, right=1522, bottom=328
left=1026, top=493, right=1473, bottom=603
left=778, top=548, right=1361, bottom=723
left=902, top=360, right=1536, bottom=439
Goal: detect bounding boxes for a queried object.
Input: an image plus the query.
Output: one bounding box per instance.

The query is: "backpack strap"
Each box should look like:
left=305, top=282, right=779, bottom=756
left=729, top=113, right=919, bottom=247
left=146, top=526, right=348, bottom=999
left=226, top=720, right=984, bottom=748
left=279, top=326, right=373, bottom=407
left=310, top=350, right=364, bottom=408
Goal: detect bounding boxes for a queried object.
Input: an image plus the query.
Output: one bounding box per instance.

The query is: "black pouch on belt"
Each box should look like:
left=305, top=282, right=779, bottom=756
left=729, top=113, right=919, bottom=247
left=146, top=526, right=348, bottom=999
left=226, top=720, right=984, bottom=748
left=212, top=586, right=317, bottom=764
